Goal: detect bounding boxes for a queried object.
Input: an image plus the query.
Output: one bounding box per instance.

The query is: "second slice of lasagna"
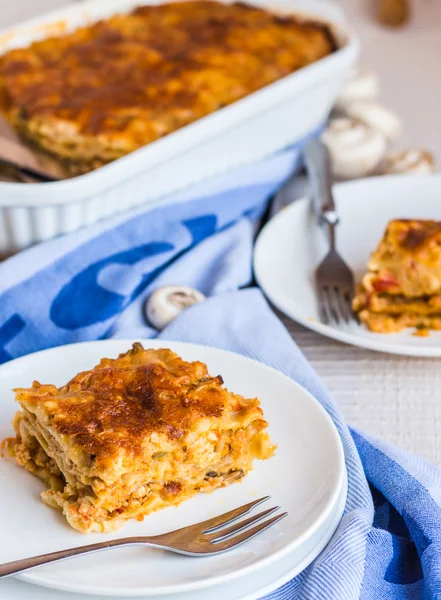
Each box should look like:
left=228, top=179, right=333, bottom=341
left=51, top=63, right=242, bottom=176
left=353, top=219, right=441, bottom=334
left=3, top=344, right=275, bottom=533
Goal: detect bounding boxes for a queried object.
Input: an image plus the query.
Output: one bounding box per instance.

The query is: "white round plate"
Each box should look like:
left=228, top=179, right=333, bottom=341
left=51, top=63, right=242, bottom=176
left=0, top=340, right=345, bottom=597
left=255, top=174, right=441, bottom=357
left=0, top=478, right=347, bottom=600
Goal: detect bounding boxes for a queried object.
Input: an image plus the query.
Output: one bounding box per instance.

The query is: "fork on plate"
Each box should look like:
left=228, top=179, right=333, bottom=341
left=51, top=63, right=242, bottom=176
left=0, top=496, right=286, bottom=578
left=303, top=139, right=356, bottom=326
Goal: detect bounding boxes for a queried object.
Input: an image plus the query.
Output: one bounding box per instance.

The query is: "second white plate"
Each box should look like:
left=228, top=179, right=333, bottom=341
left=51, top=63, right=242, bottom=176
left=255, top=174, right=441, bottom=357
left=0, top=339, right=345, bottom=596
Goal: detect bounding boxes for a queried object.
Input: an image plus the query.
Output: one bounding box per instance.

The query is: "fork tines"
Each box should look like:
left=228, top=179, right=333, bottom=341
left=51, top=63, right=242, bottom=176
left=202, top=497, right=287, bottom=551
left=318, top=279, right=355, bottom=325
left=177, top=496, right=287, bottom=555
left=316, top=251, right=356, bottom=326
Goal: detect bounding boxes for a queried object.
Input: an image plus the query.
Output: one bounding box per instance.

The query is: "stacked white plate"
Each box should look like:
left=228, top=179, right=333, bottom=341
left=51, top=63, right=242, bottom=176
left=0, top=340, right=347, bottom=599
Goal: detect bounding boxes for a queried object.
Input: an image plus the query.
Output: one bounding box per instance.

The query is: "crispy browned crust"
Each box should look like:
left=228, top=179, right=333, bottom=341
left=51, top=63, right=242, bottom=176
left=13, top=343, right=259, bottom=467
left=0, top=1, right=334, bottom=171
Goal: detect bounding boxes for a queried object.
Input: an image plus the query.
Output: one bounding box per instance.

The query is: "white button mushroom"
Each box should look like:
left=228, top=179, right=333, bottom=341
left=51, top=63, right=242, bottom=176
left=345, top=101, right=402, bottom=143
left=335, top=67, right=380, bottom=111
left=145, top=286, right=206, bottom=330
left=322, top=117, right=387, bottom=179
left=383, top=150, right=436, bottom=175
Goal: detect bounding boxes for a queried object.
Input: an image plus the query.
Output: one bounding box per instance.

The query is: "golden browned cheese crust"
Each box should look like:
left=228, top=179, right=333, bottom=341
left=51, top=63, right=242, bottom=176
left=0, top=1, right=335, bottom=173
left=23, top=352, right=218, bottom=463
left=3, top=343, right=275, bottom=532
left=13, top=344, right=262, bottom=468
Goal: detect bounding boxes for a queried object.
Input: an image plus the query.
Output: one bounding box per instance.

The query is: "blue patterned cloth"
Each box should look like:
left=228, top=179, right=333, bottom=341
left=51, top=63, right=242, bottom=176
left=1, top=147, right=440, bottom=600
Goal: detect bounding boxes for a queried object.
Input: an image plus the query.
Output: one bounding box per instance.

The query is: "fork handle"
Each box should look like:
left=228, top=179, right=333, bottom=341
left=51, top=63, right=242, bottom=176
left=0, top=537, right=161, bottom=578
left=303, top=139, right=339, bottom=229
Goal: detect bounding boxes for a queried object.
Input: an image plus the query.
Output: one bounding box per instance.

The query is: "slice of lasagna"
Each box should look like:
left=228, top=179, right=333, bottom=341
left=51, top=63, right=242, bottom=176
left=3, top=344, right=274, bottom=533
left=353, top=219, right=441, bottom=334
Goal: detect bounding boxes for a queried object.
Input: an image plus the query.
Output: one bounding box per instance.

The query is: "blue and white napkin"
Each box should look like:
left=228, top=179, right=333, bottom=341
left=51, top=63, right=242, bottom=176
left=1, top=147, right=441, bottom=600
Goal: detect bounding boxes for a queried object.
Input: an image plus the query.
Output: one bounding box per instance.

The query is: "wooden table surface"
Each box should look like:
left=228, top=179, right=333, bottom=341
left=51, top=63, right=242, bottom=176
left=1, top=0, right=441, bottom=466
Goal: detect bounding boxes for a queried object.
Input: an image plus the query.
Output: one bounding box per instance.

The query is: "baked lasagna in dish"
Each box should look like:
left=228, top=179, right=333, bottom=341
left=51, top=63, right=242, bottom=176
left=3, top=344, right=275, bottom=533
left=353, top=219, right=441, bottom=334
left=0, top=1, right=335, bottom=175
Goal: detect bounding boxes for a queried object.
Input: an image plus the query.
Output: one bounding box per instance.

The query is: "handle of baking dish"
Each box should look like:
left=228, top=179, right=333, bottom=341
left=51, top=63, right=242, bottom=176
left=303, top=139, right=339, bottom=230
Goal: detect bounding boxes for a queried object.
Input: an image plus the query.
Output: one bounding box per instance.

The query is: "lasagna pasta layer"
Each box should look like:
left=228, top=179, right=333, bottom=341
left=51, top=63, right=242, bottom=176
left=357, top=311, right=441, bottom=334
left=353, top=287, right=441, bottom=316
left=4, top=344, right=275, bottom=533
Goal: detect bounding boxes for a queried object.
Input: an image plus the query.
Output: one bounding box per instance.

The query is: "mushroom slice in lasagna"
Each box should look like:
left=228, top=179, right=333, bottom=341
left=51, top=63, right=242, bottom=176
left=3, top=344, right=275, bottom=533
left=353, top=219, right=441, bottom=334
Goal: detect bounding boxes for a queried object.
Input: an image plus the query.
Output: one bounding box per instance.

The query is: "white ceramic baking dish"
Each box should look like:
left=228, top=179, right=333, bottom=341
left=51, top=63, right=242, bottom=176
left=0, top=0, right=358, bottom=254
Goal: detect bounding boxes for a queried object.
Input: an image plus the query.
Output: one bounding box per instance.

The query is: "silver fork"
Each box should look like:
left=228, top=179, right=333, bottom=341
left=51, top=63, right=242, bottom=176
left=303, top=139, right=355, bottom=326
left=0, top=497, right=286, bottom=578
